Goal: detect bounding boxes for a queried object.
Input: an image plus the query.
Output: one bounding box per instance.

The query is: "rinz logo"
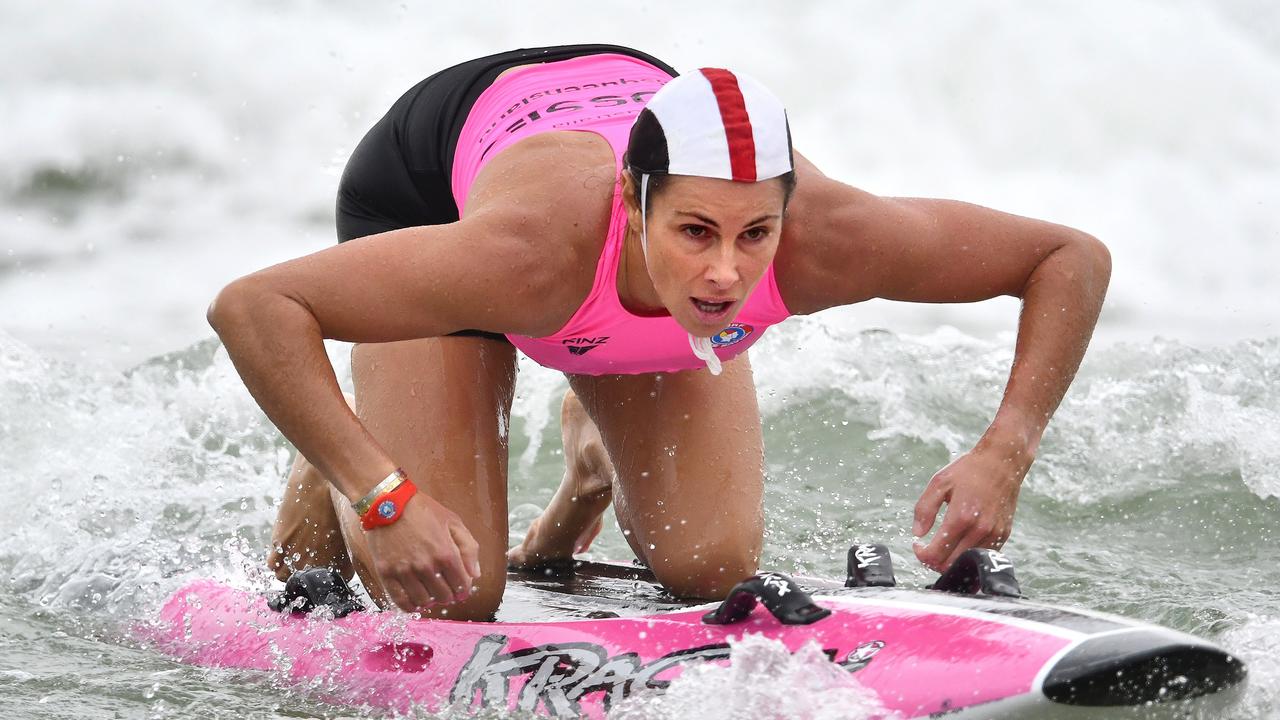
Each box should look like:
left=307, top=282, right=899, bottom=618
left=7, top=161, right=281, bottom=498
left=562, top=337, right=609, bottom=356
left=450, top=634, right=885, bottom=717
left=711, top=323, right=753, bottom=348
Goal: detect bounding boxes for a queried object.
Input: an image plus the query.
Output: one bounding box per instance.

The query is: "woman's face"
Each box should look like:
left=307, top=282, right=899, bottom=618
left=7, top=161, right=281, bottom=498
left=629, top=174, right=787, bottom=337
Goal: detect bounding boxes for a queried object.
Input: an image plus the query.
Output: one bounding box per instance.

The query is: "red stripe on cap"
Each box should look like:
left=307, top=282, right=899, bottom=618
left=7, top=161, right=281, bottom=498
left=700, top=68, right=756, bottom=182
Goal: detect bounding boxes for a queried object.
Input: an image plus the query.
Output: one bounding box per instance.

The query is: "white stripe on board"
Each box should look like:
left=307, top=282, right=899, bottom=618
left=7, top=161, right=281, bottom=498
left=817, top=595, right=1091, bottom=641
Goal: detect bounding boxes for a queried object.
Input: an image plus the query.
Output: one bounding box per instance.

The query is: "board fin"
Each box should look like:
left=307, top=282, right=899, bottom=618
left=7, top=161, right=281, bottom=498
left=267, top=567, right=366, bottom=617
left=701, top=572, right=832, bottom=626
left=928, top=548, right=1021, bottom=598
left=845, top=543, right=897, bottom=587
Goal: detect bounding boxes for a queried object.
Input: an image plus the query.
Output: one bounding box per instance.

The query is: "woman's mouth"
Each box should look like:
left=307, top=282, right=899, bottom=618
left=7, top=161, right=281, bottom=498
left=690, top=297, right=734, bottom=323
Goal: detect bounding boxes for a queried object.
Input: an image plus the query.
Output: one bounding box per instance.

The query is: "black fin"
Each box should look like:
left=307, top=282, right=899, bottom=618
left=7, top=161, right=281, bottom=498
left=267, top=567, right=366, bottom=618
left=928, top=548, right=1022, bottom=598
left=845, top=543, right=897, bottom=587
left=702, top=572, right=832, bottom=626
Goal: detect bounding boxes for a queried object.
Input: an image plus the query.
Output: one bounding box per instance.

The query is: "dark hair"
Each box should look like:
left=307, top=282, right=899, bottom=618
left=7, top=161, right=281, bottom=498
left=622, top=159, right=798, bottom=217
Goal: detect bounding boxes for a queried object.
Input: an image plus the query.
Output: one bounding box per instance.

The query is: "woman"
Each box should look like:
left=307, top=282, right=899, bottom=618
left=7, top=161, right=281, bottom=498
left=208, top=44, right=1110, bottom=621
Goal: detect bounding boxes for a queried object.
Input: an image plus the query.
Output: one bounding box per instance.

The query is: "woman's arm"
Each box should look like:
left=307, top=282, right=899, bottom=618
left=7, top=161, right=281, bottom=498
left=207, top=215, right=561, bottom=501
left=208, top=132, right=610, bottom=609
left=206, top=202, right=583, bottom=608
left=209, top=132, right=608, bottom=503
left=780, top=160, right=1111, bottom=570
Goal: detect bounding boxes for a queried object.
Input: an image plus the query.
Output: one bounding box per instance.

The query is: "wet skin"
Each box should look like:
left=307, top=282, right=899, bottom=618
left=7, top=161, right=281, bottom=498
left=212, top=128, right=1111, bottom=619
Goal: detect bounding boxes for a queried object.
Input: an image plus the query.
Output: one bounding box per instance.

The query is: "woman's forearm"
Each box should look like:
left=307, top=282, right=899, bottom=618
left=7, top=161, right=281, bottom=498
left=980, top=230, right=1112, bottom=459
left=207, top=276, right=397, bottom=502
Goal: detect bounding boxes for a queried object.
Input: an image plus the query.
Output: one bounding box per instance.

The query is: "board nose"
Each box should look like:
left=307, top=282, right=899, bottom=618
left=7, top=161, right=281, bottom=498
left=1041, top=627, right=1248, bottom=706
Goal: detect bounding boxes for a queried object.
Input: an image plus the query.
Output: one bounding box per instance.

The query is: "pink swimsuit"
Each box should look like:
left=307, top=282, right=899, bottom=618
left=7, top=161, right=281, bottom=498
left=451, top=54, right=792, bottom=375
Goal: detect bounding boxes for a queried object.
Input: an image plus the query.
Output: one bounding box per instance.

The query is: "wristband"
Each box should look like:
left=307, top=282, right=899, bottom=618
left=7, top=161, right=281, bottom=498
left=352, top=468, right=407, bottom=517
left=360, top=477, right=418, bottom=531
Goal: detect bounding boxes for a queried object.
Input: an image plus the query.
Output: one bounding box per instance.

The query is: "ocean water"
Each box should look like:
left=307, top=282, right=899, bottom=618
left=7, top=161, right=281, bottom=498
left=2, top=0, right=1278, bottom=718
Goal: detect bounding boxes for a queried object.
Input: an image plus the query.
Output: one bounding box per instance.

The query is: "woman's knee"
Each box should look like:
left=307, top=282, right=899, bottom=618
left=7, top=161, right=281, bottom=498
left=401, top=560, right=507, bottom=621
left=648, top=542, right=761, bottom=600
left=429, top=576, right=506, bottom=621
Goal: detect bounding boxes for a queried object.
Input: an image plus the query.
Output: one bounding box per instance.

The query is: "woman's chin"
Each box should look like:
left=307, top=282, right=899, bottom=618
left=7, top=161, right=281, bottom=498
left=676, top=308, right=738, bottom=338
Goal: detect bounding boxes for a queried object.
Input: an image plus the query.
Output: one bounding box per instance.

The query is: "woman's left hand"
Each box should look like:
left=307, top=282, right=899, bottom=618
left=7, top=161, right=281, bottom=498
left=911, top=441, right=1033, bottom=572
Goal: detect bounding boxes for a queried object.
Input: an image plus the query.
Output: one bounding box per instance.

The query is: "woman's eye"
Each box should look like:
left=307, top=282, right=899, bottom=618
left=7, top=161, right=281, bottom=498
left=743, top=227, right=769, bottom=241
left=682, top=225, right=708, bottom=239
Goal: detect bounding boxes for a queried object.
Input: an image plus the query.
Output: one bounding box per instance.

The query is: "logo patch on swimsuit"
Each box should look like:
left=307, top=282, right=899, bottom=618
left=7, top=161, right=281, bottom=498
left=711, top=324, right=753, bottom=348
left=563, top=337, right=610, bottom=356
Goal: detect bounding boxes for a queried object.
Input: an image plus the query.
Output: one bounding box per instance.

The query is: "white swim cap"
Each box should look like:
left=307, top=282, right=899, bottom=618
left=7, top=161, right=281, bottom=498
left=628, top=67, right=793, bottom=182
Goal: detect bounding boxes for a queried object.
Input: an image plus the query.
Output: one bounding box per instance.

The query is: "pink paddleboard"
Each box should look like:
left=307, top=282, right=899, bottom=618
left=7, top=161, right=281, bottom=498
left=141, top=558, right=1245, bottom=718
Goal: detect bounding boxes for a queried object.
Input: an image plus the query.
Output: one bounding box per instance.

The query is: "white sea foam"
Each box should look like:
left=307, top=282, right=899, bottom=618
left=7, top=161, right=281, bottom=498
left=1222, top=616, right=1280, bottom=720
left=747, top=324, right=1280, bottom=506
left=609, top=633, right=897, bottom=720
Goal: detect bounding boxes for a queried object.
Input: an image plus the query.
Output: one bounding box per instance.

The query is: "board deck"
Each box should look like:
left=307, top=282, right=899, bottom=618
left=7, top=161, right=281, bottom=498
left=142, top=559, right=1247, bottom=718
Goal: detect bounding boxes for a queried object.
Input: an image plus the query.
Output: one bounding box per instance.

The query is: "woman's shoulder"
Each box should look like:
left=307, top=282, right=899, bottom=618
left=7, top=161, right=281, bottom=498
left=464, top=130, right=618, bottom=216
left=460, top=131, right=621, bottom=330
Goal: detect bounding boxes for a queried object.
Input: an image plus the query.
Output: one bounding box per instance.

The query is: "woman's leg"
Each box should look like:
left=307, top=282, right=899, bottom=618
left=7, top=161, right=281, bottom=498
left=567, top=355, right=765, bottom=599
left=266, top=335, right=516, bottom=620
left=508, top=389, right=614, bottom=567
left=267, top=394, right=358, bottom=582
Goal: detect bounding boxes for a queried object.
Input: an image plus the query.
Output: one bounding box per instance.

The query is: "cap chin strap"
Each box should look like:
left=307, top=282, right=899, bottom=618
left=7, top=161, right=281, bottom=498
left=689, top=335, right=723, bottom=376
left=640, top=173, right=650, bottom=263
left=640, top=172, right=723, bottom=377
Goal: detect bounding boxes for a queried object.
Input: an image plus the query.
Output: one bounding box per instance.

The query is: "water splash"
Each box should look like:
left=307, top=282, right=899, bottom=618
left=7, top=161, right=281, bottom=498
left=610, top=633, right=896, bottom=720
left=750, top=325, right=1280, bottom=505
left=0, top=330, right=299, bottom=621
left=1222, top=616, right=1280, bottom=720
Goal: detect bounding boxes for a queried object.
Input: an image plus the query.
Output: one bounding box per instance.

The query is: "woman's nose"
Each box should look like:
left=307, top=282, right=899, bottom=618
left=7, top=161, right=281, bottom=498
left=704, top=245, right=740, bottom=288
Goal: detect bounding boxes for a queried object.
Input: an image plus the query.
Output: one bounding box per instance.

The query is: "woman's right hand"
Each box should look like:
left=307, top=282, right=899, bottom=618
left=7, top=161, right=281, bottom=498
left=363, top=492, right=482, bottom=612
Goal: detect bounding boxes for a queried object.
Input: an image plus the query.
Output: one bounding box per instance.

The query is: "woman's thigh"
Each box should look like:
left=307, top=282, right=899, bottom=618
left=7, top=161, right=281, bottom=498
left=336, top=335, right=516, bottom=618
left=568, top=354, right=764, bottom=599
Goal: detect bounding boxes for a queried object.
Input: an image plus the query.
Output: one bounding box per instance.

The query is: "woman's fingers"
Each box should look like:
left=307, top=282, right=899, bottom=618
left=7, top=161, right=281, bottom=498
left=450, top=522, right=483, bottom=581
left=381, top=574, right=420, bottom=612
left=913, top=508, right=965, bottom=571
left=918, top=505, right=1011, bottom=572
left=940, top=524, right=992, bottom=572
left=912, top=475, right=948, bottom=538
left=436, top=553, right=474, bottom=604
left=365, top=492, right=491, bottom=611
left=397, top=573, right=437, bottom=612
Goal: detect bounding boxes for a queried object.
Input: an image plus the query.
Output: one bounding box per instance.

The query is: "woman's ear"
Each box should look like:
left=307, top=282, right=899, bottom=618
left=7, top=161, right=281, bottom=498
left=620, top=171, right=642, bottom=228
left=620, top=171, right=639, bottom=212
